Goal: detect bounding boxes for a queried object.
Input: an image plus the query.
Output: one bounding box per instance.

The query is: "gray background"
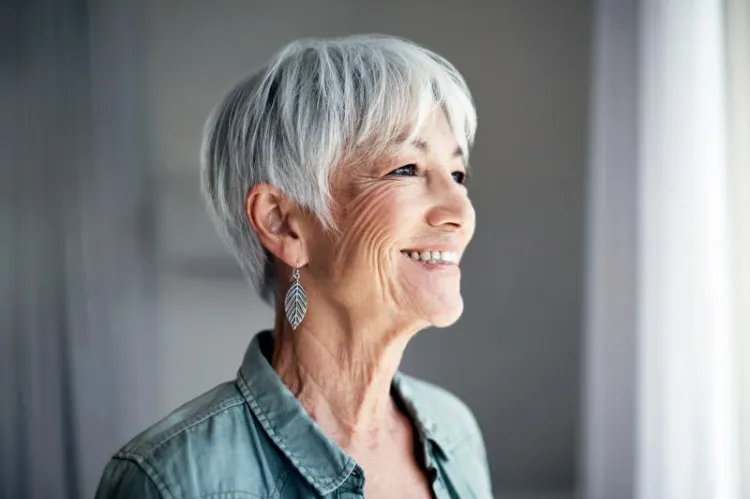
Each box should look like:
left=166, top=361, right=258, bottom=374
left=150, top=1, right=590, bottom=497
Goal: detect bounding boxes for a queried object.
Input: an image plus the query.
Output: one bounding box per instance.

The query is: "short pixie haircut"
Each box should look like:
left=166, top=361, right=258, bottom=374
left=201, top=34, right=477, bottom=304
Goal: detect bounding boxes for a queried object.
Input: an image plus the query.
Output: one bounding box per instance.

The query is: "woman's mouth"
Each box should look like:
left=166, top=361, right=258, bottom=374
left=400, top=249, right=459, bottom=265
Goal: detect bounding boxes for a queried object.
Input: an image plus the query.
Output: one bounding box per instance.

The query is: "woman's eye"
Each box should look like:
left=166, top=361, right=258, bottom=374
left=390, top=164, right=418, bottom=176
left=452, top=171, right=467, bottom=184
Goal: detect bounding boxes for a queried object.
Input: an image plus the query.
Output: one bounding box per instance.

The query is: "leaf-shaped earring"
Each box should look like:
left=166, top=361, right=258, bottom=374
left=284, top=267, right=307, bottom=330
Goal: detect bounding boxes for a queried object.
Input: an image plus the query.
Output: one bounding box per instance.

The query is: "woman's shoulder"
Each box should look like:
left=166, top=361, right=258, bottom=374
left=95, top=380, right=283, bottom=498
left=116, top=381, right=245, bottom=459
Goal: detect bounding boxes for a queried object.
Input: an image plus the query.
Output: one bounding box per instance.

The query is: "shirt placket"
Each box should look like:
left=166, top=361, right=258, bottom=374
left=335, top=466, right=365, bottom=499
left=420, top=437, right=452, bottom=499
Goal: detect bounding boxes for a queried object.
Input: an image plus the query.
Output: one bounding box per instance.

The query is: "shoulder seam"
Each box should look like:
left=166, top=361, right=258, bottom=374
left=110, top=456, right=174, bottom=499
left=118, top=394, right=246, bottom=458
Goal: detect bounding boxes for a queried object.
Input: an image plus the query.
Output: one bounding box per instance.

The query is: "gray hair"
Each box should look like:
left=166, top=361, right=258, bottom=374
left=200, top=34, right=477, bottom=304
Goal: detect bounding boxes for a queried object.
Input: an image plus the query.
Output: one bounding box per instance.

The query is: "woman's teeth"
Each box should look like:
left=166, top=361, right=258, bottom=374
left=402, top=250, right=459, bottom=264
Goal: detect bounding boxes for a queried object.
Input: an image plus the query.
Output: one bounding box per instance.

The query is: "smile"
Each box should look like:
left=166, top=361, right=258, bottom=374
left=400, top=250, right=459, bottom=264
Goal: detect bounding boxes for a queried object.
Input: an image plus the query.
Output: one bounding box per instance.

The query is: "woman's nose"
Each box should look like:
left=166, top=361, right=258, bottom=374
left=425, top=172, right=472, bottom=230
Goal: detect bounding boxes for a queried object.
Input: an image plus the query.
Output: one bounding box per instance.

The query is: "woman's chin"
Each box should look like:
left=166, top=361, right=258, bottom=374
left=396, top=274, right=465, bottom=327
left=426, top=296, right=464, bottom=328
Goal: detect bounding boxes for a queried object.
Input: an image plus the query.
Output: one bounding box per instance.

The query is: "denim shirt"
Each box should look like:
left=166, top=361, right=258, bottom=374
left=95, top=331, right=493, bottom=498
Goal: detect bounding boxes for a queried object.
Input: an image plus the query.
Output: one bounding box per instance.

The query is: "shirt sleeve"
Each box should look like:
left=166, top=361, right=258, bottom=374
left=94, top=458, right=165, bottom=499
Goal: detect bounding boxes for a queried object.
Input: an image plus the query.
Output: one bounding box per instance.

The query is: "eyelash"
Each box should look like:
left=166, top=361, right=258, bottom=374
left=389, top=164, right=468, bottom=185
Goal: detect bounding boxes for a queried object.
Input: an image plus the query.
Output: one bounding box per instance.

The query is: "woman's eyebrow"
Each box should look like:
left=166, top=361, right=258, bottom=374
left=410, top=137, right=464, bottom=158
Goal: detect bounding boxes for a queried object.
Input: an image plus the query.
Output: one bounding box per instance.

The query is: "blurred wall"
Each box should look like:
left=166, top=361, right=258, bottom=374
left=146, top=1, right=591, bottom=496
left=581, top=0, right=639, bottom=497
left=2, top=2, right=160, bottom=498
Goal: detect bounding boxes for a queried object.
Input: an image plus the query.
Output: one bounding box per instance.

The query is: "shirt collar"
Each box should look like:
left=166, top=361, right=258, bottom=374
left=391, top=372, right=456, bottom=456
left=236, top=330, right=356, bottom=495
left=235, top=331, right=453, bottom=495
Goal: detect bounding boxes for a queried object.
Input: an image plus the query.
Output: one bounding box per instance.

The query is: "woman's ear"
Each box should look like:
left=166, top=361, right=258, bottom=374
left=245, top=184, right=309, bottom=267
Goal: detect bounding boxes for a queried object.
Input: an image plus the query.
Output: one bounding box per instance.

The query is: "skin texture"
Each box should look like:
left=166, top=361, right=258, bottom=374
left=245, top=109, right=476, bottom=498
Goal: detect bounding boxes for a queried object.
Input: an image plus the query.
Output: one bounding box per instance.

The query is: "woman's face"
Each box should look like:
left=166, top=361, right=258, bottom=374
left=306, top=109, right=476, bottom=329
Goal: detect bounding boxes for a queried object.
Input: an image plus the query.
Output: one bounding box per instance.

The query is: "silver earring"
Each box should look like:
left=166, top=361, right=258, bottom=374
left=284, top=267, right=307, bottom=330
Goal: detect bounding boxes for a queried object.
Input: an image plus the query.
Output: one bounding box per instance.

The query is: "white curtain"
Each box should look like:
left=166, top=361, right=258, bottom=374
left=637, top=0, right=745, bottom=497
left=583, top=0, right=750, bottom=498
left=726, top=0, right=750, bottom=497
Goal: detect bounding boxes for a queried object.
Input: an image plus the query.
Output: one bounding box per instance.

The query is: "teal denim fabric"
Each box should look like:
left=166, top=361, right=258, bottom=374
left=95, top=331, right=493, bottom=498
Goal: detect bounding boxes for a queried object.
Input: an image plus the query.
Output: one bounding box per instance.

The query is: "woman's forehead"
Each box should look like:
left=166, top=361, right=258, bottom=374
left=334, top=111, right=465, bottom=176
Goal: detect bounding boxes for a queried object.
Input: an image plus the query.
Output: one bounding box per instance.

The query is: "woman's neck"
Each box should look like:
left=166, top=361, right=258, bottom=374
left=271, top=301, right=417, bottom=450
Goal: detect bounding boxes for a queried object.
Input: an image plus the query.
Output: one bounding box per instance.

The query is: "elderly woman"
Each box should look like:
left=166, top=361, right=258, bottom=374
left=96, top=34, right=492, bottom=499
